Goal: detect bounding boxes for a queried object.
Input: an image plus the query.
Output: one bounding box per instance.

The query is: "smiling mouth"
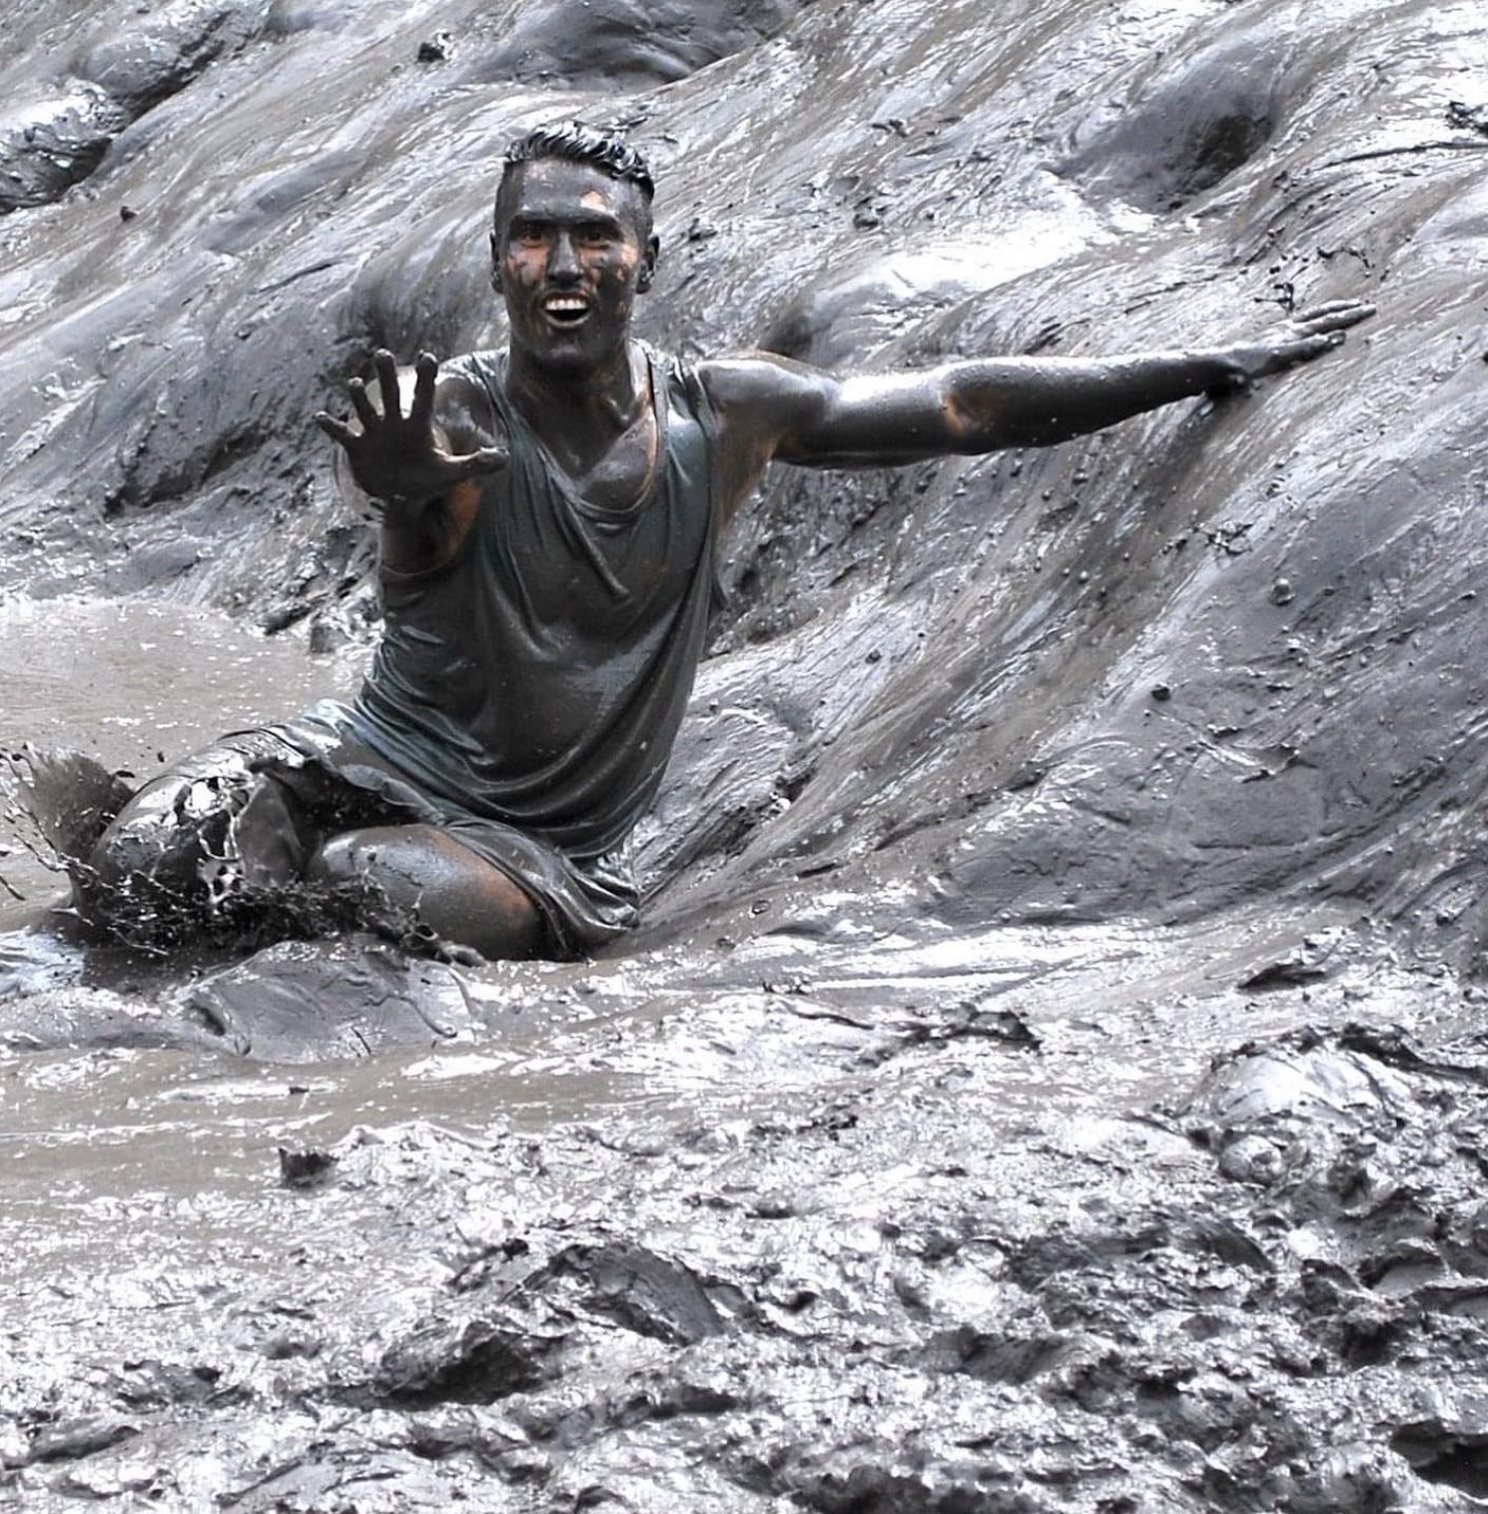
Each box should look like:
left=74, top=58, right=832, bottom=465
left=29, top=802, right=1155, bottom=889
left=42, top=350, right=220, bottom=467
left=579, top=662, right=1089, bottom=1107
left=542, top=295, right=589, bottom=326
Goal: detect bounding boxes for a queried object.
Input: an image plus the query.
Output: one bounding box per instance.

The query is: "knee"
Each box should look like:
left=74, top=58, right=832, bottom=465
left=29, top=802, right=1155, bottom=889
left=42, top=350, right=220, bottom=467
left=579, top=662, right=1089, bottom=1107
left=80, top=756, right=309, bottom=924
left=74, top=783, right=220, bottom=939
left=305, top=827, right=544, bottom=960
left=304, top=832, right=366, bottom=889
left=87, top=781, right=211, bottom=893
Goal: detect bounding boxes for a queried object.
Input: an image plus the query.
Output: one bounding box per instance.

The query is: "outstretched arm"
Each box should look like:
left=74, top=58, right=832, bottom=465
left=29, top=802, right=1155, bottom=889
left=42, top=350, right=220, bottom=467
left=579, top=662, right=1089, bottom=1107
left=315, top=350, right=506, bottom=574
left=700, top=302, right=1372, bottom=514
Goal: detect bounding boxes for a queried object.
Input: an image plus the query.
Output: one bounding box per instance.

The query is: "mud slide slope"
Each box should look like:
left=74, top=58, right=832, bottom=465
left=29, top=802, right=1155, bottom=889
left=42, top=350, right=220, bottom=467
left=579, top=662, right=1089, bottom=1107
left=1, top=0, right=1484, bottom=963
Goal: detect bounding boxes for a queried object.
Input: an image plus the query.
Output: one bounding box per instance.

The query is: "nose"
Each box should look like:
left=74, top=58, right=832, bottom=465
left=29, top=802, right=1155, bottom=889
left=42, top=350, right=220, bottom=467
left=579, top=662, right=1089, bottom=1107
left=547, top=231, right=581, bottom=284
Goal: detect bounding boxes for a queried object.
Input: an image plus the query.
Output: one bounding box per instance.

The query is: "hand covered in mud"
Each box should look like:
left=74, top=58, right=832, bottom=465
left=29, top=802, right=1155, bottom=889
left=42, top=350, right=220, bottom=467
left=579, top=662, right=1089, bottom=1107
left=1207, top=300, right=1375, bottom=394
left=314, top=349, right=507, bottom=506
left=1204, top=299, right=1380, bottom=396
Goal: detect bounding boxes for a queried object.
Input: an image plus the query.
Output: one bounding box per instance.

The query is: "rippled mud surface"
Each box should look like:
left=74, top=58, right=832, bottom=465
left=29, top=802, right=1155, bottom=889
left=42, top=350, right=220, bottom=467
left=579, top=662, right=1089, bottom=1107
left=3, top=0, right=1488, bottom=1507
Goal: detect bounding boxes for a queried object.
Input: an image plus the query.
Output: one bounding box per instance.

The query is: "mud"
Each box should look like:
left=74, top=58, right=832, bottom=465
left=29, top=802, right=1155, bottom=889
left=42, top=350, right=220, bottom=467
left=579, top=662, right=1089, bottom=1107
left=5, top=940, right=1488, bottom=1510
left=3, top=0, right=1488, bottom=1507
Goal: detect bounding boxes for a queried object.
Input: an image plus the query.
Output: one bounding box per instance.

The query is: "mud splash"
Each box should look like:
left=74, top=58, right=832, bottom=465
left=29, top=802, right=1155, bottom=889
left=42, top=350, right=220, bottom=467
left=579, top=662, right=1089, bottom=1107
left=3, top=0, right=1488, bottom=1506
left=0, top=596, right=355, bottom=920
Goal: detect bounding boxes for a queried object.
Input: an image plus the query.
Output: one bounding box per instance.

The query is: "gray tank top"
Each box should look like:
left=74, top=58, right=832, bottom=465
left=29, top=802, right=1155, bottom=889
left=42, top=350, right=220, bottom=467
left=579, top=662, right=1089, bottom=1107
left=337, top=346, right=719, bottom=860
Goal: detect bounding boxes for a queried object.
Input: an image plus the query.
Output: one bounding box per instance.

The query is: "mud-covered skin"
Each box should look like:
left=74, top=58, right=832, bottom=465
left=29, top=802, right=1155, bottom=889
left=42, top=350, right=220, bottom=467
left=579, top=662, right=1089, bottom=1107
left=295, top=135, right=1361, bottom=962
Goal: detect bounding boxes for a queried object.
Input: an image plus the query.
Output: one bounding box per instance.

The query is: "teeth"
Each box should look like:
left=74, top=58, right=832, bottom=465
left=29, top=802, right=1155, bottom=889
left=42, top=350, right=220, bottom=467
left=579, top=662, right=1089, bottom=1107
left=545, top=297, right=586, bottom=312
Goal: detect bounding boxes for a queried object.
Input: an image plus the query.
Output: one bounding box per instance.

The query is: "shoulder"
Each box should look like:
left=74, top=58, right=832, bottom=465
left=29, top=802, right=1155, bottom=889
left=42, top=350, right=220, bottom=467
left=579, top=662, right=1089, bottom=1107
left=695, top=352, right=839, bottom=441
left=435, top=349, right=501, bottom=406
left=433, top=350, right=508, bottom=449
left=697, top=351, right=833, bottom=405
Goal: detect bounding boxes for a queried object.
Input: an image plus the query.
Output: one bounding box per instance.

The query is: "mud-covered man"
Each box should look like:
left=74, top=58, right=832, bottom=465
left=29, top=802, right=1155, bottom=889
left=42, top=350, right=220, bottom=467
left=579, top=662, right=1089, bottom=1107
left=84, top=123, right=1371, bottom=961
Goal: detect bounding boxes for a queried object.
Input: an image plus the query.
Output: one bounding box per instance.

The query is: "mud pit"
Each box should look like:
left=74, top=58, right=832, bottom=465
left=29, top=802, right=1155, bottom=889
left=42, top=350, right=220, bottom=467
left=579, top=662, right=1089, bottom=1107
left=4, top=0, right=1488, bottom=1507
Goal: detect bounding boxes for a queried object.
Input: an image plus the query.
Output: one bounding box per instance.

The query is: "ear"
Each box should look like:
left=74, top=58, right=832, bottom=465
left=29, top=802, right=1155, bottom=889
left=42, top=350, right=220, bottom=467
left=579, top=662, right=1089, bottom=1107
left=488, top=229, right=502, bottom=293
left=636, top=234, right=660, bottom=294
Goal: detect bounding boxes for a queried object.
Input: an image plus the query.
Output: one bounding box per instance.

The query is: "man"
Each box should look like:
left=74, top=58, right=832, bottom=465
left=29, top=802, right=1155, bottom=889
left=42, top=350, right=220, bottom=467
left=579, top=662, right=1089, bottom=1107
left=83, top=123, right=1370, bottom=961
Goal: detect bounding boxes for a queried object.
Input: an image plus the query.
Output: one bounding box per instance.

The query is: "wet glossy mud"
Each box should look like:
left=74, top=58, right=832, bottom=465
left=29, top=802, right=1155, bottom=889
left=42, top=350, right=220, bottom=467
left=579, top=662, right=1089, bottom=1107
left=2, top=0, right=1488, bottom=1507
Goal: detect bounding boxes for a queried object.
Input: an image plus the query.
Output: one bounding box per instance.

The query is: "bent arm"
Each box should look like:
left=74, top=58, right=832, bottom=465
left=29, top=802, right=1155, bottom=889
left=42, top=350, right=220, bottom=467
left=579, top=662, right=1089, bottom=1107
left=316, top=350, right=506, bottom=574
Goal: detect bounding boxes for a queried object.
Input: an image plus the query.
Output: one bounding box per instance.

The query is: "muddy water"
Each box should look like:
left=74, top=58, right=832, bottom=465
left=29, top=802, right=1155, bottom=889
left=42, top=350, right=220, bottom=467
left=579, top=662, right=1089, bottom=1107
left=0, top=597, right=357, bottom=923
left=3, top=0, right=1488, bottom=1506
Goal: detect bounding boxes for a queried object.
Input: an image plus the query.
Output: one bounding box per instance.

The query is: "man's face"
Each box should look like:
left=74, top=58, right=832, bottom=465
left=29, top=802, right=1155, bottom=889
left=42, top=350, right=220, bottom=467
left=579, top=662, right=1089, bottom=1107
left=492, top=159, right=658, bottom=377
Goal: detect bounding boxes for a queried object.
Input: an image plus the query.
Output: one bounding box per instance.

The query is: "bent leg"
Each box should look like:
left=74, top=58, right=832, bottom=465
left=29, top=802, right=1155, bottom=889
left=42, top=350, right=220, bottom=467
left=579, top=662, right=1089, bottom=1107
left=83, top=746, right=312, bottom=943
left=305, top=825, right=544, bottom=961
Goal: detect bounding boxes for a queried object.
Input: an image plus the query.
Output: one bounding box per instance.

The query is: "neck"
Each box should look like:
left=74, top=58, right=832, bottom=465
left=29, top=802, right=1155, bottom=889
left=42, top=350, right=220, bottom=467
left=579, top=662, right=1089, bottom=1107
left=505, top=341, right=645, bottom=438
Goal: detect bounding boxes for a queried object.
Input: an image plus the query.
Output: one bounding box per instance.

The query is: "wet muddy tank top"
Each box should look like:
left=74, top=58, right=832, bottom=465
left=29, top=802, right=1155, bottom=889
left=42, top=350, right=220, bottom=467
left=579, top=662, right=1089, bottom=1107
left=337, top=346, right=719, bottom=860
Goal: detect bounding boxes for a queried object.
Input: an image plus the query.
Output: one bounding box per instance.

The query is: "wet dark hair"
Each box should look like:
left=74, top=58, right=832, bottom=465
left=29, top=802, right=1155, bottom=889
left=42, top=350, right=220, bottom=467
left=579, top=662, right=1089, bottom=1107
left=504, top=123, right=654, bottom=200
left=496, top=122, right=655, bottom=240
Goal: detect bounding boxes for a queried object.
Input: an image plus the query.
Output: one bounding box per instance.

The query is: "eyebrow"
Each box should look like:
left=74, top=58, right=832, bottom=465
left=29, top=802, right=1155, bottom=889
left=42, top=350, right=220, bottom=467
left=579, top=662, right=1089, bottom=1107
left=507, top=210, right=624, bottom=233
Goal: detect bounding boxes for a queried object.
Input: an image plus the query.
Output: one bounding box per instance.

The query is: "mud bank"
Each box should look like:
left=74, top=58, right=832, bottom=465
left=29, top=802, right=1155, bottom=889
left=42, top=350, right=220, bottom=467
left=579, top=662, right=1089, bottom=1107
left=2, top=0, right=1488, bottom=1506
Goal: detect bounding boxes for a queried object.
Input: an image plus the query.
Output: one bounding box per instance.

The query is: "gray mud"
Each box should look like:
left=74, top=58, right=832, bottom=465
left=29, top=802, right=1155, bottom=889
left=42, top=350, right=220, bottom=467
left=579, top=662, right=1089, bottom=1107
left=3, top=0, right=1488, bottom=1507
